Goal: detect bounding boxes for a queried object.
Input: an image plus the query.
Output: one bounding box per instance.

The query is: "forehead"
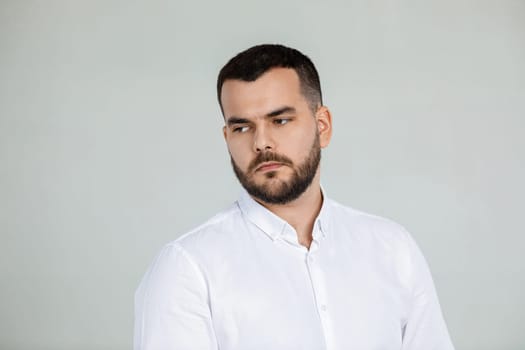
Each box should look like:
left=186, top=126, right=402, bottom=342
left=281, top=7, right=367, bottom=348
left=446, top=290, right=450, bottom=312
left=220, top=68, right=306, bottom=118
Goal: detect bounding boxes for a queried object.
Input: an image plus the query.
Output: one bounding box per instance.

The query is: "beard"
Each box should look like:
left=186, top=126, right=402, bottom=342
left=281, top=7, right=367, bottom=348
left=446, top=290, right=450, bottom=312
left=231, top=133, right=321, bottom=205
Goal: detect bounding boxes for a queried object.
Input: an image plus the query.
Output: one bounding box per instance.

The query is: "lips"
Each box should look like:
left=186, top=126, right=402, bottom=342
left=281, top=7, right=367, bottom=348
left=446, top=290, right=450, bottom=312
left=255, top=162, right=283, bottom=172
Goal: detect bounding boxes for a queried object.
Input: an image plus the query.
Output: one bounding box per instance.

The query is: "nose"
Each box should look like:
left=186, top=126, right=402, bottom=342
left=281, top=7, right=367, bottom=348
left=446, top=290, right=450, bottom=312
left=253, top=126, right=274, bottom=153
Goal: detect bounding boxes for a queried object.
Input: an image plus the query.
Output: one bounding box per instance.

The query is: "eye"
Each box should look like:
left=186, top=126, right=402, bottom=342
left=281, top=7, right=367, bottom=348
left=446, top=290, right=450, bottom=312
left=274, top=118, right=290, bottom=125
left=233, top=125, right=250, bottom=133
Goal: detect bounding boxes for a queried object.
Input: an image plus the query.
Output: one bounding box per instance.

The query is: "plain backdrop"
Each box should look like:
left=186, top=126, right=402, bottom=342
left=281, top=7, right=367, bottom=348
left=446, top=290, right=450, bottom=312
left=1, top=1, right=524, bottom=349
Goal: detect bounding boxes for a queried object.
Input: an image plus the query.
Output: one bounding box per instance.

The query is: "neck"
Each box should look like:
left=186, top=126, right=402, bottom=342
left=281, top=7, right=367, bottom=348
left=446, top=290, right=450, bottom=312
left=253, top=171, right=323, bottom=249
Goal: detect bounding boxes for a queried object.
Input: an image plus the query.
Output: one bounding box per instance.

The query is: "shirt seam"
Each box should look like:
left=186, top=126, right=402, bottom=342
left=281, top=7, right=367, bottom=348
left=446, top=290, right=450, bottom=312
left=137, top=245, right=171, bottom=350
left=171, top=243, right=219, bottom=349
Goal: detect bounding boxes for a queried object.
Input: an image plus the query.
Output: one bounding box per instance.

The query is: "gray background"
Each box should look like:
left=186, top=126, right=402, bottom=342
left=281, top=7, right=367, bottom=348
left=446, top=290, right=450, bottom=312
left=1, top=0, right=524, bottom=349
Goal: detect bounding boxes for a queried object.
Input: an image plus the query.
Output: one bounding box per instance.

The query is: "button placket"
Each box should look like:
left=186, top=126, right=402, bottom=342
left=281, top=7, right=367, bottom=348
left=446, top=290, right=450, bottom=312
left=307, top=232, right=327, bottom=314
left=306, top=249, right=332, bottom=349
left=309, top=258, right=327, bottom=314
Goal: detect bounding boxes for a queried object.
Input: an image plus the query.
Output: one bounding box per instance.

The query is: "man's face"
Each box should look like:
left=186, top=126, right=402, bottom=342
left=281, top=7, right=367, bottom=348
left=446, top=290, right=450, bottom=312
left=221, top=68, right=331, bottom=205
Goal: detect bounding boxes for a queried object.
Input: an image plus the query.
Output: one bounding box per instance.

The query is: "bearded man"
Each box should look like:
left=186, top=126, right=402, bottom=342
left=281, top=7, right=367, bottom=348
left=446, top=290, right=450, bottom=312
left=134, top=44, right=455, bottom=350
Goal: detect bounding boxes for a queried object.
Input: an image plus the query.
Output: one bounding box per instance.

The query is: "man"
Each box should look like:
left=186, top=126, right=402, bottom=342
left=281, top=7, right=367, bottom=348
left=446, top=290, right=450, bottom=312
left=134, top=44, right=454, bottom=350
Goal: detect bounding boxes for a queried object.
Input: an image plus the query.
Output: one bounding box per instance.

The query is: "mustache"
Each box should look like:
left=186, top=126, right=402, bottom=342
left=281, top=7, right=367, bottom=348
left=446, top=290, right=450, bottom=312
left=248, top=152, right=293, bottom=173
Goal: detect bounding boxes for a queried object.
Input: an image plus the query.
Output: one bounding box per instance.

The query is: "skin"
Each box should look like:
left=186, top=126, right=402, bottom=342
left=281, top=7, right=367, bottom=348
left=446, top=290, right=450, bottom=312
left=221, top=68, right=333, bottom=249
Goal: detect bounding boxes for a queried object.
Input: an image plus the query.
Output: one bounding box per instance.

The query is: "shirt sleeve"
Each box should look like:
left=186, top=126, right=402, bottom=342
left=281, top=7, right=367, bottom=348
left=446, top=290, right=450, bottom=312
left=134, top=243, right=218, bottom=350
left=401, top=233, right=455, bottom=350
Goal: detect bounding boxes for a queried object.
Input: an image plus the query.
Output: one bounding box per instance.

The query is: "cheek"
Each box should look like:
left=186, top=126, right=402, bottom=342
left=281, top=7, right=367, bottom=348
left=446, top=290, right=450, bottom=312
left=227, top=140, right=251, bottom=167
left=281, top=132, right=314, bottom=159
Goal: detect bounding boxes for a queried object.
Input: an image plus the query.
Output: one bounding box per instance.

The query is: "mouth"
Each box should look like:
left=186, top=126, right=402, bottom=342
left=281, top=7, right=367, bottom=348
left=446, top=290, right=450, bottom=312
left=255, top=162, right=284, bottom=173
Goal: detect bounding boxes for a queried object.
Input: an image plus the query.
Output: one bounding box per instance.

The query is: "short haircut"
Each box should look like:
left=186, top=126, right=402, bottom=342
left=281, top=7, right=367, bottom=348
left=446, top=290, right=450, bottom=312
left=217, top=44, right=323, bottom=115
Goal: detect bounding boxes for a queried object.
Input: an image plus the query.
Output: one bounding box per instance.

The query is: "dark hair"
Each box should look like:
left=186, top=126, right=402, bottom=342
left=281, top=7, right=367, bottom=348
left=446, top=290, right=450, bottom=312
left=217, top=44, right=323, bottom=115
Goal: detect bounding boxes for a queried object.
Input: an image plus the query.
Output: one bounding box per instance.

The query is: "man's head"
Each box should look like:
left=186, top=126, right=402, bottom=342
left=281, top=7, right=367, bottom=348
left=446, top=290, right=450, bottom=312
left=218, top=45, right=332, bottom=205
left=217, top=44, right=323, bottom=115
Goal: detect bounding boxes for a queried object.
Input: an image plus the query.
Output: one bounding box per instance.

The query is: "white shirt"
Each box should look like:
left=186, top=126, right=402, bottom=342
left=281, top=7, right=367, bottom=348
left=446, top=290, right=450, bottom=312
left=134, top=190, right=454, bottom=350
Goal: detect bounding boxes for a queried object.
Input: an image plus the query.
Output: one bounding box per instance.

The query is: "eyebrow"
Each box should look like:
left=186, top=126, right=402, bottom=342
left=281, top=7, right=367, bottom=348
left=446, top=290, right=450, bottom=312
left=226, top=106, right=296, bottom=126
left=226, top=117, right=251, bottom=126
left=266, top=106, right=296, bottom=117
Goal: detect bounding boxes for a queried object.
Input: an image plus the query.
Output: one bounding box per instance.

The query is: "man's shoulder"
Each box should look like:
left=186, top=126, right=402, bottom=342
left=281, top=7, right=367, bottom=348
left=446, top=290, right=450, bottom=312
left=325, top=197, right=412, bottom=245
left=168, top=201, right=243, bottom=253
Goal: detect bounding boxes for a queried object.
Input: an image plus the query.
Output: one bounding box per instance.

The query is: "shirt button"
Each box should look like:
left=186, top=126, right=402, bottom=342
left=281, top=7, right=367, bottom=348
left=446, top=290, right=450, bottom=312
left=320, top=304, right=327, bottom=311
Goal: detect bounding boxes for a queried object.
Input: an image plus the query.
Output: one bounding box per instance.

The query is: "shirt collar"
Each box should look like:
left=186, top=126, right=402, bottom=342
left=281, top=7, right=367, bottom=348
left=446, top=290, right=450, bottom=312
left=236, top=187, right=332, bottom=241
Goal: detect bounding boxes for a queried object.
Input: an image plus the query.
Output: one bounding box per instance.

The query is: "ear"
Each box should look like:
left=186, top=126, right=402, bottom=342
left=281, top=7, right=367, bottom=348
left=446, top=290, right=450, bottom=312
left=315, top=106, right=332, bottom=148
left=223, top=125, right=227, bottom=141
